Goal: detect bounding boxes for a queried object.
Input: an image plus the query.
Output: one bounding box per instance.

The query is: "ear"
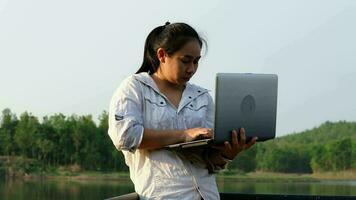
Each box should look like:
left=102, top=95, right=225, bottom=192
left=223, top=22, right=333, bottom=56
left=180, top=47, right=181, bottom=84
left=156, top=48, right=167, bottom=63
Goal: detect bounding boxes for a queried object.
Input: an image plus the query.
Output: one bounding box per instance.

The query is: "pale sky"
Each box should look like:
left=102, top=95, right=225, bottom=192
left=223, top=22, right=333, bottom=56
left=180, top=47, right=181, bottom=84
left=1, top=0, right=356, bottom=137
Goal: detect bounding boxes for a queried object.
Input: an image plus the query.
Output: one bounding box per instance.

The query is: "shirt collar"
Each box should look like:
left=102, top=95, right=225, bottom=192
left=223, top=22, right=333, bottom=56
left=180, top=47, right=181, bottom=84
left=133, top=72, right=209, bottom=109
left=132, top=72, right=160, bottom=93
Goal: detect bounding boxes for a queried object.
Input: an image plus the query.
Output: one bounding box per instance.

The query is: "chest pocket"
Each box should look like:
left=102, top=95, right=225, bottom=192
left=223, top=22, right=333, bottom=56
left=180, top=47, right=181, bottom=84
left=143, top=91, right=175, bottom=129
left=183, top=96, right=209, bottom=129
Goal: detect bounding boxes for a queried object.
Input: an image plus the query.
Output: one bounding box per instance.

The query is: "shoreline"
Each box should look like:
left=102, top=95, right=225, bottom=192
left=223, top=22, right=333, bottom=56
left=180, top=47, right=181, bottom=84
left=4, top=170, right=356, bottom=182
left=218, top=171, right=356, bottom=182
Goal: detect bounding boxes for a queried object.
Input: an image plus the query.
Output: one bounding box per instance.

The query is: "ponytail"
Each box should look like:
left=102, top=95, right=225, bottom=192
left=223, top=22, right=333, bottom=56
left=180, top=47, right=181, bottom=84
left=136, top=22, right=204, bottom=74
left=136, top=25, right=165, bottom=74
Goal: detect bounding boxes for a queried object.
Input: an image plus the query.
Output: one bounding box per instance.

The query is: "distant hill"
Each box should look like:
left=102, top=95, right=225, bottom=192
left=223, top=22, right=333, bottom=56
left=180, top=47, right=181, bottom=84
left=230, top=121, right=356, bottom=173
left=265, top=120, right=356, bottom=147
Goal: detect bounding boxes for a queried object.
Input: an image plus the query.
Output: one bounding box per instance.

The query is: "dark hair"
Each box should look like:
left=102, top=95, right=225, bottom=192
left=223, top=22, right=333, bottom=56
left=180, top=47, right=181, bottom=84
left=136, top=22, right=205, bottom=74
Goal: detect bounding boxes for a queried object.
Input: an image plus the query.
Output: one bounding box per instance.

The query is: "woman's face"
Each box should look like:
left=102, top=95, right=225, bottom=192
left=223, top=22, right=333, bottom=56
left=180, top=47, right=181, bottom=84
left=157, top=40, right=202, bottom=86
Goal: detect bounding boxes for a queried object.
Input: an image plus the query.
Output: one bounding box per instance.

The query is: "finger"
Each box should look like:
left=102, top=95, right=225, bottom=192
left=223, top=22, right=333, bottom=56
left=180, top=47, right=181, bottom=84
left=224, top=141, right=232, bottom=151
left=231, top=129, right=238, bottom=147
left=207, top=128, right=213, bottom=134
left=207, top=129, right=213, bottom=138
left=204, top=132, right=212, bottom=139
left=200, top=129, right=209, bottom=137
left=211, top=145, right=225, bottom=150
left=203, top=128, right=212, bottom=132
left=198, top=129, right=210, bottom=138
left=244, top=137, right=258, bottom=149
left=239, top=128, right=246, bottom=146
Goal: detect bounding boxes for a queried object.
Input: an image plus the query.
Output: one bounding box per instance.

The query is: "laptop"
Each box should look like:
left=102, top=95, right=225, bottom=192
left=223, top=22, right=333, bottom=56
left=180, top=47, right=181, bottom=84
left=167, top=73, right=278, bottom=149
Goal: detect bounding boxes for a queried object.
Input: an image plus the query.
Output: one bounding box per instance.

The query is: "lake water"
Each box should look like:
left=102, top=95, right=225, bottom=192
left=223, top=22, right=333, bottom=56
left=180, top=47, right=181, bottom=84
left=1, top=177, right=356, bottom=199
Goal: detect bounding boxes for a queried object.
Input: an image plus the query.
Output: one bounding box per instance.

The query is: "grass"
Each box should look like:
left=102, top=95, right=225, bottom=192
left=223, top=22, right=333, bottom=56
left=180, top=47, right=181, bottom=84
left=29, top=169, right=130, bottom=181
left=217, top=171, right=318, bottom=182
left=216, top=170, right=356, bottom=182
left=310, top=169, right=356, bottom=180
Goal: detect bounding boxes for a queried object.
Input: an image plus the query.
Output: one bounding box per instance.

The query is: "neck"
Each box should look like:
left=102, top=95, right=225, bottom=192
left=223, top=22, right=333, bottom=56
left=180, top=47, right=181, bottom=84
left=151, top=72, right=185, bottom=91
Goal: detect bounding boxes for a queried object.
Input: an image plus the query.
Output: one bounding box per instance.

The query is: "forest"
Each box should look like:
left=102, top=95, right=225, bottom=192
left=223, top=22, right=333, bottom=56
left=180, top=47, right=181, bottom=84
left=0, top=108, right=355, bottom=175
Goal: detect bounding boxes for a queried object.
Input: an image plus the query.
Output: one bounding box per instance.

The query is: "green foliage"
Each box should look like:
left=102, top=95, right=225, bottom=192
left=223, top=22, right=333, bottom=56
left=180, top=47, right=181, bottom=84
left=352, top=142, right=356, bottom=168
left=255, top=121, right=356, bottom=173
left=232, top=120, right=356, bottom=173
left=11, top=156, right=42, bottom=174
left=1, top=108, right=355, bottom=174
left=14, top=112, right=40, bottom=158
left=330, top=138, right=352, bottom=170
left=256, top=144, right=311, bottom=173
left=228, top=145, right=257, bottom=172
left=0, top=108, right=18, bottom=155
left=311, top=138, right=352, bottom=172
left=310, top=145, right=330, bottom=172
left=0, top=108, right=128, bottom=173
left=0, top=166, right=5, bottom=178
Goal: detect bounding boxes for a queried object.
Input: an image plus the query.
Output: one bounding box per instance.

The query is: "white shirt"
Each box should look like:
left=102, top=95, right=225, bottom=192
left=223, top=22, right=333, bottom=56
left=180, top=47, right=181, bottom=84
left=108, top=72, right=220, bottom=200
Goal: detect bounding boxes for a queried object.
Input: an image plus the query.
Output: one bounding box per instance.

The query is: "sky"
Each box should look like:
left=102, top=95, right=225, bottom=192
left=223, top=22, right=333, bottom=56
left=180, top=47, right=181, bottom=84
left=1, top=0, right=356, bottom=137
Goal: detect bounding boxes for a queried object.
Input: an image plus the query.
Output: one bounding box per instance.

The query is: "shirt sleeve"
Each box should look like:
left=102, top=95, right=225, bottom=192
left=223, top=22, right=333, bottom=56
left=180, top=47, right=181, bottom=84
left=108, top=77, right=144, bottom=153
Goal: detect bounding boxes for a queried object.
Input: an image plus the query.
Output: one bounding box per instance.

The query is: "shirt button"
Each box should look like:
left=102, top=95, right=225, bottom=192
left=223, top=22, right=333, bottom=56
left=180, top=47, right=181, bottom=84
left=197, top=90, right=201, bottom=93
left=160, top=102, right=164, bottom=104
left=188, top=96, right=192, bottom=99
left=190, top=104, right=193, bottom=107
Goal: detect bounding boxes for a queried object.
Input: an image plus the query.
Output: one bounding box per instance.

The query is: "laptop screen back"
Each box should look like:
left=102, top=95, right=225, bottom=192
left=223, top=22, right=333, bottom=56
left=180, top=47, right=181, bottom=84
left=213, top=73, right=278, bottom=143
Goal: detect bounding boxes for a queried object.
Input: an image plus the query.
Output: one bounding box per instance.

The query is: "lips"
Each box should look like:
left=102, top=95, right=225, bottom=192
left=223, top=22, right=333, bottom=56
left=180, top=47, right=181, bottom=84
left=182, top=77, right=191, bottom=81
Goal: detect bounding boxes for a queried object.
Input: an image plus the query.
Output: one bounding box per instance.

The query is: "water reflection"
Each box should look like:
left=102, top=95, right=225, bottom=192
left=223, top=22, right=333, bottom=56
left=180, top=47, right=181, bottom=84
left=217, top=178, right=356, bottom=196
left=1, top=177, right=356, bottom=199
left=0, top=179, right=134, bottom=200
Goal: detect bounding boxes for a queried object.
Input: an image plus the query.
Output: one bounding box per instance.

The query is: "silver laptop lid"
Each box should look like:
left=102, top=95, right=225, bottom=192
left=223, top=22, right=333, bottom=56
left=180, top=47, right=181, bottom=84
left=214, top=73, right=278, bottom=143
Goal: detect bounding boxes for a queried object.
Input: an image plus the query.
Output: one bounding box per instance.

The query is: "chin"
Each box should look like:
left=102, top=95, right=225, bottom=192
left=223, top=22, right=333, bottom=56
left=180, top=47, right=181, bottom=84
left=180, top=79, right=189, bottom=85
left=175, top=80, right=188, bottom=87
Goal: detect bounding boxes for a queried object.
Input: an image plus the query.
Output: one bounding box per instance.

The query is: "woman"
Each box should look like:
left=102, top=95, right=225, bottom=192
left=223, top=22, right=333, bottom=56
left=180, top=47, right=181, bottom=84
left=108, top=22, right=257, bottom=200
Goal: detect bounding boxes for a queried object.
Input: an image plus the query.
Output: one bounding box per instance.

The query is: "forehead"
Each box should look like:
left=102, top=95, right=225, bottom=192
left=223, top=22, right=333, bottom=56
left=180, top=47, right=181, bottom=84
left=174, top=40, right=202, bottom=57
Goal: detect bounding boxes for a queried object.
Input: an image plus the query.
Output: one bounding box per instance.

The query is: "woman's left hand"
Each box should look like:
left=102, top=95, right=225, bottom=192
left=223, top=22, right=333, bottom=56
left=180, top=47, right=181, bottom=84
left=212, top=128, right=257, bottom=160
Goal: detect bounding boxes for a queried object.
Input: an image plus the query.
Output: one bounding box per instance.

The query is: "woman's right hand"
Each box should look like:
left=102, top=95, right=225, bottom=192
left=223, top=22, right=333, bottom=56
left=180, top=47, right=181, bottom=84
left=183, top=128, right=213, bottom=142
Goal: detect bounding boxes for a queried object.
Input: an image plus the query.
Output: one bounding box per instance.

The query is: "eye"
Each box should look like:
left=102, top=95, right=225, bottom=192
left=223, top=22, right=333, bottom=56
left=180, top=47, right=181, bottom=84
left=181, top=58, right=191, bottom=64
left=193, top=58, right=200, bottom=65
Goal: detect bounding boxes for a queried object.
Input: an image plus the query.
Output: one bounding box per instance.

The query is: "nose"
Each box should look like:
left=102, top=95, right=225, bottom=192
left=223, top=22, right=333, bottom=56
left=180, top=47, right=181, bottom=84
left=186, top=62, right=196, bottom=74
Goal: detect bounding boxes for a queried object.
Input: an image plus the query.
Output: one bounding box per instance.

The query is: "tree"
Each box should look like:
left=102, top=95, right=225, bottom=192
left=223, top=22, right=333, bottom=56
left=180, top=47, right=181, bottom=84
left=14, top=112, right=40, bottom=158
left=352, top=141, right=356, bottom=168
left=329, top=138, right=352, bottom=171
left=97, top=111, right=115, bottom=170
left=97, top=111, right=128, bottom=172
left=36, top=116, right=56, bottom=165
left=47, top=114, right=75, bottom=165
left=311, top=138, right=352, bottom=172
left=0, top=108, right=18, bottom=156
left=257, top=144, right=311, bottom=173
left=310, top=144, right=331, bottom=172
left=228, top=145, right=257, bottom=172
left=71, top=115, right=99, bottom=169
